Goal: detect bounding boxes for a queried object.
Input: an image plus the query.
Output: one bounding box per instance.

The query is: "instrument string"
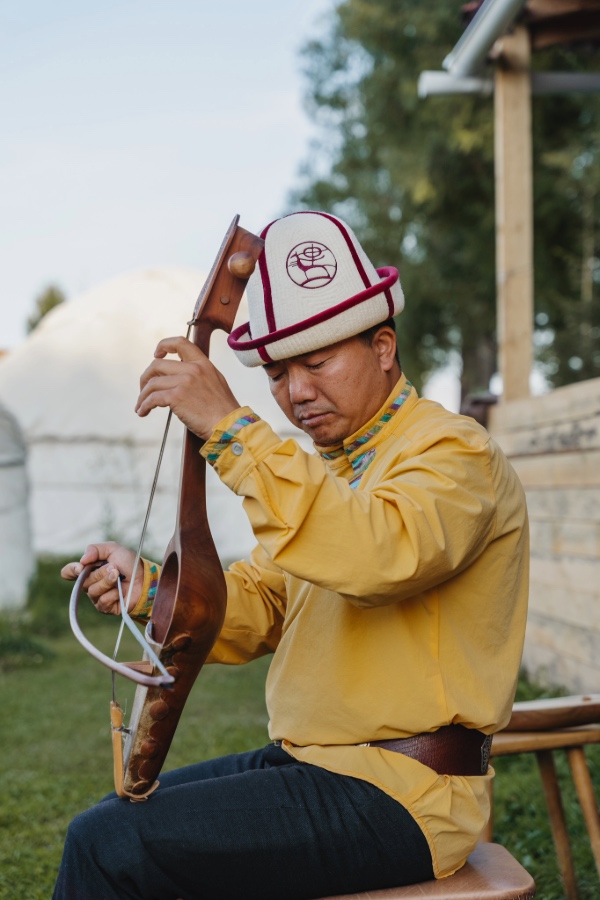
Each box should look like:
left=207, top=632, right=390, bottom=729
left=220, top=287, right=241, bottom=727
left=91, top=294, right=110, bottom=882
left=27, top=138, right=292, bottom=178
left=109, top=212, right=240, bottom=676
left=68, top=215, right=260, bottom=797
left=110, top=321, right=195, bottom=705
left=78, top=215, right=242, bottom=704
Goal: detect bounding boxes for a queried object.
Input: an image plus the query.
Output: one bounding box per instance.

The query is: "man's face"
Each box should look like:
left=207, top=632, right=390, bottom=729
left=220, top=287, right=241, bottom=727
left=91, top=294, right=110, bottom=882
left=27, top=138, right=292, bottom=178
left=264, top=330, right=399, bottom=446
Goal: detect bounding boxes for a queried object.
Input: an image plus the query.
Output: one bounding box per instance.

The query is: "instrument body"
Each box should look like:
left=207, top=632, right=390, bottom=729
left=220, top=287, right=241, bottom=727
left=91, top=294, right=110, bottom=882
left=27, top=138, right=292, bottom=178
left=121, top=221, right=264, bottom=798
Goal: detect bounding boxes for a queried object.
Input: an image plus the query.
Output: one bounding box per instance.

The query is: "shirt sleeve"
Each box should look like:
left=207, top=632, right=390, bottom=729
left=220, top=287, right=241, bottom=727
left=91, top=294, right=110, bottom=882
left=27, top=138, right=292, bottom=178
left=207, top=542, right=287, bottom=664
left=128, top=411, right=289, bottom=660
left=128, top=544, right=287, bottom=662
left=201, top=408, right=498, bottom=609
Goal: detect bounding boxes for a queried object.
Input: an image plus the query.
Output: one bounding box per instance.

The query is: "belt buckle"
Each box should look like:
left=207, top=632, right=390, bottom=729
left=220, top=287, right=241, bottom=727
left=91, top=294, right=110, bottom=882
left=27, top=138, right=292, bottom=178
left=481, top=734, right=493, bottom=774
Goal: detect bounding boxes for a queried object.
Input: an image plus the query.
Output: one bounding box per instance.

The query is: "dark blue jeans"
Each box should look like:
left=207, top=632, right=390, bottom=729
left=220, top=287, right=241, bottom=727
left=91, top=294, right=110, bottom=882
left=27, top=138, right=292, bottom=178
left=53, top=744, right=433, bottom=900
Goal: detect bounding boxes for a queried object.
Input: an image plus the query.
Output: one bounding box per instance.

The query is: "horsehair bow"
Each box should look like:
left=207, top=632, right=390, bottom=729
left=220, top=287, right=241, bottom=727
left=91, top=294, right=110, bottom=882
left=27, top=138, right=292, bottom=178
left=69, top=215, right=264, bottom=799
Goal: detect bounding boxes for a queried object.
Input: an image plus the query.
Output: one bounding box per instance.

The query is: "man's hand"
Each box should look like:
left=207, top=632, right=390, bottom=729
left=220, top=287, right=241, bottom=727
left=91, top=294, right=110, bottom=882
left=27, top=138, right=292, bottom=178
left=61, top=542, right=143, bottom=616
left=135, top=336, right=241, bottom=440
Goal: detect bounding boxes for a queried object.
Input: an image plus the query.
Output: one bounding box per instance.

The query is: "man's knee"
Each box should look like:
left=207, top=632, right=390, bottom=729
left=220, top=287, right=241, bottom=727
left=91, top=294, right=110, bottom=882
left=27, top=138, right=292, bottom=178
left=65, top=805, right=106, bottom=862
left=65, top=799, right=129, bottom=871
left=54, top=805, right=119, bottom=899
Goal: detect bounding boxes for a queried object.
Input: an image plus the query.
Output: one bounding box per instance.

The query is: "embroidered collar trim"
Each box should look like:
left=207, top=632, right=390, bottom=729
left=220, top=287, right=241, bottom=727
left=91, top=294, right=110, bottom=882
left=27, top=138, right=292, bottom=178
left=320, top=381, right=413, bottom=464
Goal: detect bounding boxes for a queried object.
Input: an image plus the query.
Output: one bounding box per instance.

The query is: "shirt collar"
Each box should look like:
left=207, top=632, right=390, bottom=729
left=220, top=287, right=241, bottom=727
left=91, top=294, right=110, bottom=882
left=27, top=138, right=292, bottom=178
left=316, top=374, right=416, bottom=467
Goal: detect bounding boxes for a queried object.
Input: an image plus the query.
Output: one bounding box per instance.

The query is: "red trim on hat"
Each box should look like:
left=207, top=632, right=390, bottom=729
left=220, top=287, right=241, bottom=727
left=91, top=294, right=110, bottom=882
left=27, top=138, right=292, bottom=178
left=384, top=286, right=394, bottom=317
left=228, top=267, right=398, bottom=352
left=260, top=219, right=277, bottom=240
left=257, top=345, right=272, bottom=363
left=259, top=219, right=278, bottom=333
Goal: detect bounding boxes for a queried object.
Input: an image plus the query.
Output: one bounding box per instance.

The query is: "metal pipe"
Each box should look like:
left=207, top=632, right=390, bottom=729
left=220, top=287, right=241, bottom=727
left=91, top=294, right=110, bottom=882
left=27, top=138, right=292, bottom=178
left=418, top=71, right=493, bottom=98
left=443, top=0, right=527, bottom=76
left=419, top=70, right=600, bottom=98
left=531, top=72, right=600, bottom=94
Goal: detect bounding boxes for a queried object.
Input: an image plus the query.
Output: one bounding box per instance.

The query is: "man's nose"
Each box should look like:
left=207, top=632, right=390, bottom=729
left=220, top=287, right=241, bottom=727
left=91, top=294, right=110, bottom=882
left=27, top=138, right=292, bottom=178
left=287, top=367, right=318, bottom=404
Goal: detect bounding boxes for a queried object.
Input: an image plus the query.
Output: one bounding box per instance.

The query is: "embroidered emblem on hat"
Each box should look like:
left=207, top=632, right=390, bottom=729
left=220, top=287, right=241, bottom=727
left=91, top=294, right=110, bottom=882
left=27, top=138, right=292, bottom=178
left=286, top=241, right=337, bottom=289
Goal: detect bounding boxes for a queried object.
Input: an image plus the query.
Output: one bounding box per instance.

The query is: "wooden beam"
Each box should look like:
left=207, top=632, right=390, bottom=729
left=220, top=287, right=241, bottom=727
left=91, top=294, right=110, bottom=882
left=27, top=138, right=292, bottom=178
left=530, top=14, right=600, bottom=49
left=527, top=0, right=600, bottom=17
left=494, top=26, right=534, bottom=402
left=502, top=448, right=600, bottom=487
left=489, top=376, right=600, bottom=432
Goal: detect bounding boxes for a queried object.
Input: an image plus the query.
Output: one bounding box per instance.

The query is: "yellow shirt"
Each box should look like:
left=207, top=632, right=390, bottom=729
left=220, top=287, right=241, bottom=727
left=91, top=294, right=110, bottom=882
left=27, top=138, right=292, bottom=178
left=140, top=375, right=529, bottom=878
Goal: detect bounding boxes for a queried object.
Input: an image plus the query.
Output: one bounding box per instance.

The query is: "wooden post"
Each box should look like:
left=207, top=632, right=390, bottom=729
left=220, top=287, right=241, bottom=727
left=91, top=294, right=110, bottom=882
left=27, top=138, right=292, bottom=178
left=494, top=26, right=534, bottom=402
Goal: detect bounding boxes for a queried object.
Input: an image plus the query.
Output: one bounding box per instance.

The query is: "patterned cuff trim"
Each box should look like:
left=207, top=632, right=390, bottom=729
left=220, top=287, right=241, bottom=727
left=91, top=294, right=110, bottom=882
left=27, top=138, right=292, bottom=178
left=206, top=413, right=261, bottom=465
left=131, top=559, right=160, bottom=621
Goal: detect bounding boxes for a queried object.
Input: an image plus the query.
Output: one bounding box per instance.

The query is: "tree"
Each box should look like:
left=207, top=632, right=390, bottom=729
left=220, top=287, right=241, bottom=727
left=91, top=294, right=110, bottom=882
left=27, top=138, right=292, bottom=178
left=292, top=0, right=600, bottom=397
left=27, top=285, right=66, bottom=333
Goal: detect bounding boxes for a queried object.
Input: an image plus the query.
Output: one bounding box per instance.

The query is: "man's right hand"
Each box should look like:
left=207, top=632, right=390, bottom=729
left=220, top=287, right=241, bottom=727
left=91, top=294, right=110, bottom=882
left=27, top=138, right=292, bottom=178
left=61, top=542, right=144, bottom=616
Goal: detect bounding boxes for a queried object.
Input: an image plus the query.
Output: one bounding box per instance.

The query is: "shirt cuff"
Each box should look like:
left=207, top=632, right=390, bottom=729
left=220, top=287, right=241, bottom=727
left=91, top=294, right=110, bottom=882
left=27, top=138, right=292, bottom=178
left=201, top=406, right=262, bottom=466
left=201, top=408, right=287, bottom=494
left=130, top=558, right=161, bottom=621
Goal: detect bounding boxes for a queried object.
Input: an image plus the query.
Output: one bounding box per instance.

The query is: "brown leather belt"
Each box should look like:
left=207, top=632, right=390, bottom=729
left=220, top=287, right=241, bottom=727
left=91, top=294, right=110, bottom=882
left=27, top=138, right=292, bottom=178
left=364, top=724, right=492, bottom=776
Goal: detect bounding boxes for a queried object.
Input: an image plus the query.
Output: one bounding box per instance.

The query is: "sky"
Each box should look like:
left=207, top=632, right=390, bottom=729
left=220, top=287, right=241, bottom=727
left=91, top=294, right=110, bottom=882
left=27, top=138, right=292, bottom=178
left=0, top=0, right=334, bottom=348
left=0, top=0, right=465, bottom=408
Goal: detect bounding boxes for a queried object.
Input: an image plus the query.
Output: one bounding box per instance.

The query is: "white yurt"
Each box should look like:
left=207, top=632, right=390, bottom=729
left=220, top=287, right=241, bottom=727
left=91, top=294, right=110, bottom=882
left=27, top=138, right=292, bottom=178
left=0, top=268, right=311, bottom=564
left=0, top=402, right=34, bottom=609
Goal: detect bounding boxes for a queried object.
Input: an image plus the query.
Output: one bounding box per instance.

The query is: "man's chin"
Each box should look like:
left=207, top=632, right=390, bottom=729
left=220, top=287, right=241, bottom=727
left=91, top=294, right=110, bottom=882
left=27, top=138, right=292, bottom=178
left=294, top=413, right=344, bottom=447
left=305, top=425, right=344, bottom=448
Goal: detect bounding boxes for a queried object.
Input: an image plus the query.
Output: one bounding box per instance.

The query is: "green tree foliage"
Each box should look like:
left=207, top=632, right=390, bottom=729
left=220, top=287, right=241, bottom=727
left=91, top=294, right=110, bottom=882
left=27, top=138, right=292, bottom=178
left=293, top=0, right=600, bottom=396
left=26, top=284, right=65, bottom=333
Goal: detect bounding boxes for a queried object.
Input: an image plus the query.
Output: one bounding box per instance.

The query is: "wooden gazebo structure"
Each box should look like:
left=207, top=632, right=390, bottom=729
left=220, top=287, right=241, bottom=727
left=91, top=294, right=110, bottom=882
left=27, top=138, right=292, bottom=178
left=420, top=0, right=600, bottom=693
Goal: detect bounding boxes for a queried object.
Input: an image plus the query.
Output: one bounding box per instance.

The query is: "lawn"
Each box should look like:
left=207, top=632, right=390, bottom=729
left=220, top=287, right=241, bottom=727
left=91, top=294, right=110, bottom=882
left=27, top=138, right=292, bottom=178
left=1, top=568, right=599, bottom=898
left=0, top=620, right=271, bottom=899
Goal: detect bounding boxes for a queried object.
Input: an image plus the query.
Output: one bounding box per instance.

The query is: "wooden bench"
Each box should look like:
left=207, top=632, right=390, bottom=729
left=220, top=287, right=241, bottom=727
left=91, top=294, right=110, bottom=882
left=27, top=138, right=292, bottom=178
left=319, top=842, right=535, bottom=899
left=485, top=694, right=600, bottom=900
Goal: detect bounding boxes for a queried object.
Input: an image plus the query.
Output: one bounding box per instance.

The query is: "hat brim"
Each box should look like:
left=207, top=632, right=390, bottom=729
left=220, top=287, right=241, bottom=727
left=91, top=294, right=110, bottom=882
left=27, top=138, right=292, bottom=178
left=228, top=267, right=402, bottom=365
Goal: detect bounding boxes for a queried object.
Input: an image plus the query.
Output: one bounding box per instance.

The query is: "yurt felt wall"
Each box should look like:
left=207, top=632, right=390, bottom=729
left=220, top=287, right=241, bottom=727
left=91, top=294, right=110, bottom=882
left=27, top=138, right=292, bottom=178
left=0, top=402, right=34, bottom=609
left=0, top=268, right=312, bottom=563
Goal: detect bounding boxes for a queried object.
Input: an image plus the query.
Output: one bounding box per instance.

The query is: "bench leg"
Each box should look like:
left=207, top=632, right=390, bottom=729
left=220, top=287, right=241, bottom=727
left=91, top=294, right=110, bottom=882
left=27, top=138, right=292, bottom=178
left=567, top=746, right=600, bottom=880
left=536, top=749, right=579, bottom=900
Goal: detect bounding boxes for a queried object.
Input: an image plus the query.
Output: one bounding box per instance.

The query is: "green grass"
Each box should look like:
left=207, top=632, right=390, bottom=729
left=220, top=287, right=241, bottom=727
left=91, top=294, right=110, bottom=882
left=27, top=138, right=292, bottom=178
left=491, top=749, right=600, bottom=899
left=1, top=560, right=599, bottom=898
left=490, top=679, right=600, bottom=899
left=0, top=622, right=270, bottom=899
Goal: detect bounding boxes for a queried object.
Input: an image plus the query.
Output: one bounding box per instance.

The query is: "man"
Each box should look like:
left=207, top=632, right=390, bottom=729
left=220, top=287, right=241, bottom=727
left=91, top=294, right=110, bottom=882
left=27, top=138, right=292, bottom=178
left=56, top=211, right=529, bottom=900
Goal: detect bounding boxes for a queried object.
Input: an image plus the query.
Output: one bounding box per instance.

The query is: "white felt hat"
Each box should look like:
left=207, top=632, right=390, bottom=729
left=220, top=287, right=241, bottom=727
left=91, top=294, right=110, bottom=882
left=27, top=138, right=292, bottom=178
left=228, top=211, right=404, bottom=366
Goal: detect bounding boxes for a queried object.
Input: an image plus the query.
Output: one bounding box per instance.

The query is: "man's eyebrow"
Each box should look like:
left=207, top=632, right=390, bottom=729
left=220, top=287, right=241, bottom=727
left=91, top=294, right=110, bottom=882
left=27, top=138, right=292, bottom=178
left=264, top=351, right=328, bottom=372
left=297, top=350, right=328, bottom=363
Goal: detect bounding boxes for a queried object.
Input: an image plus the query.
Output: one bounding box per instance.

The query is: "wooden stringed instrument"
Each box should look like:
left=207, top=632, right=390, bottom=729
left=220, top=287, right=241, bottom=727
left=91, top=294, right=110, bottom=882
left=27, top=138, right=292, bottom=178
left=70, top=215, right=264, bottom=799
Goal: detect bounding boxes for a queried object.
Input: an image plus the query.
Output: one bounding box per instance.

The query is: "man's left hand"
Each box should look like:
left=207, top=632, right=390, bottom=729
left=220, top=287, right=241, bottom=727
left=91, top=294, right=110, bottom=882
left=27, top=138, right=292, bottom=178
left=136, top=336, right=240, bottom=440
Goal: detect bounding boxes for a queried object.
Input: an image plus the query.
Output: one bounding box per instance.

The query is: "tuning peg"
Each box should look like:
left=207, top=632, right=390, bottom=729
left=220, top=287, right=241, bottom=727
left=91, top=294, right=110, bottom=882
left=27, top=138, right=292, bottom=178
left=228, top=251, right=257, bottom=279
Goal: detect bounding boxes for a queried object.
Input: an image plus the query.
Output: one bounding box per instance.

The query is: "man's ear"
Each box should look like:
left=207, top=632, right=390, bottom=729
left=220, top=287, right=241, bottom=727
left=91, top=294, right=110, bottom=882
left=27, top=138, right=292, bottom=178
left=372, top=327, right=398, bottom=373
